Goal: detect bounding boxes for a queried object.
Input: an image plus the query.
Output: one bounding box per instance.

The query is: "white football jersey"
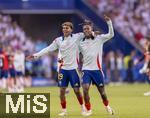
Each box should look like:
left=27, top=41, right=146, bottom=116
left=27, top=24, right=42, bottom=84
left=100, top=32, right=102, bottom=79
left=57, top=50, right=62, bottom=72
left=34, top=33, right=84, bottom=70
left=79, top=20, right=114, bottom=70
left=14, top=52, right=25, bottom=73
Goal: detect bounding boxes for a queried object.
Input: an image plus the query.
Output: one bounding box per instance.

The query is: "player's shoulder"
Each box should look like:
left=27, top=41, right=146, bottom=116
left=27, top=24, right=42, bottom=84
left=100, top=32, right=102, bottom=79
left=73, top=32, right=84, bottom=37
left=53, top=36, right=63, bottom=43
left=73, top=33, right=84, bottom=42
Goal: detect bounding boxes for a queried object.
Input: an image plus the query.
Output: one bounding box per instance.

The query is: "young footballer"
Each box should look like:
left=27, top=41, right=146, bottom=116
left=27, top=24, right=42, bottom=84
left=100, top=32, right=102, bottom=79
left=26, top=22, right=86, bottom=116
left=79, top=15, right=114, bottom=116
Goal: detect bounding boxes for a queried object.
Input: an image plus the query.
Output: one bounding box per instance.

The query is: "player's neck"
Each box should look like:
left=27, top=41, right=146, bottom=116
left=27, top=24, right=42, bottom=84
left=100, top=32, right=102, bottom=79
left=63, top=34, right=72, bottom=38
left=85, top=34, right=94, bottom=40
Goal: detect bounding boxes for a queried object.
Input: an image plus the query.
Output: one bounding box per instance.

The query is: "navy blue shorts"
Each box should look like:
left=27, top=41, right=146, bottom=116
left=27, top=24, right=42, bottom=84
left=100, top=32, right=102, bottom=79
left=9, top=68, right=16, bottom=78
left=82, top=70, right=105, bottom=87
left=58, top=69, right=80, bottom=88
left=0, top=69, right=8, bottom=78
left=16, top=71, right=23, bottom=76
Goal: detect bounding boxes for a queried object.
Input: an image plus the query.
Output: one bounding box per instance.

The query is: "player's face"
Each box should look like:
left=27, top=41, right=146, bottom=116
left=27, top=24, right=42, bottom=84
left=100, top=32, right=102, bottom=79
left=83, top=25, right=93, bottom=37
left=62, top=25, right=72, bottom=37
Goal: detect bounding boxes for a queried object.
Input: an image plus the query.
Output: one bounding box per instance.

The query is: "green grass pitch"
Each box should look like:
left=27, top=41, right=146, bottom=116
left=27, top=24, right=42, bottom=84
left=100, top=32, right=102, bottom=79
left=25, top=84, right=150, bottom=118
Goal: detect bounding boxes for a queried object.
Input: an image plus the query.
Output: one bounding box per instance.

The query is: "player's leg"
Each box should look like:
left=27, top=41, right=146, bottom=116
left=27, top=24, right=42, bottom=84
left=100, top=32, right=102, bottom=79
left=140, top=55, right=150, bottom=74
left=92, top=70, right=114, bottom=115
left=73, top=87, right=84, bottom=105
left=82, top=83, right=92, bottom=116
left=12, top=69, right=17, bottom=92
left=144, top=68, right=150, bottom=96
left=1, top=70, right=8, bottom=89
left=69, top=69, right=85, bottom=115
left=16, top=71, right=24, bottom=92
left=7, top=69, right=14, bottom=92
left=73, top=87, right=86, bottom=114
left=146, top=60, right=150, bottom=77
left=0, top=69, right=3, bottom=88
left=58, top=69, right=69, bottom=116
left=81, top=71, right=92, bottom=116
left=96, top=86, right=114, bottom=114
left=59, top=87, right=67, bottom=116
left=8, top=68, right=16, bottom=93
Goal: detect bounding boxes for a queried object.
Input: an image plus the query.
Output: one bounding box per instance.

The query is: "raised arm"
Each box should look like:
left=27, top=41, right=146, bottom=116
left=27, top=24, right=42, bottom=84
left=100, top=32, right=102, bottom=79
left=26, top=39, right=59, bottom=60
left=99, top=15, right=114, bottom=43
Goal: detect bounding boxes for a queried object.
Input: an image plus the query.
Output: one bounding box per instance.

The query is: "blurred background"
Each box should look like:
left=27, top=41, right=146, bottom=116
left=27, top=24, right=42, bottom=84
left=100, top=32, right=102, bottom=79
left=0, top=0, right=149, bottom=87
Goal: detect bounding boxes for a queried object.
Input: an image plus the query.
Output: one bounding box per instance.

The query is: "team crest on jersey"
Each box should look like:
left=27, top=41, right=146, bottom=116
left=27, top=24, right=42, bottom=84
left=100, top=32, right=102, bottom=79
left=58, top=73, right=63, bottom=80
left=74, top=83, right=79, bottom=87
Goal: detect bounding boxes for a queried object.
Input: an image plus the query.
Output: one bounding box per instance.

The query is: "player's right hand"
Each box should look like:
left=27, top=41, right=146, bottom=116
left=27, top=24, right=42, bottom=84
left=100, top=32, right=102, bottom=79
left=26, top=55, right=35, bottom=61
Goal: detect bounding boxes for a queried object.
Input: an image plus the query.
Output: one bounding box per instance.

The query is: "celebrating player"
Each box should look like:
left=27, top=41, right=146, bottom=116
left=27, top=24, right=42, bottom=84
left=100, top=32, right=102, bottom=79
left=79, top=15, right=114, bottom=116
left=26, top=22, right=86, bottom=116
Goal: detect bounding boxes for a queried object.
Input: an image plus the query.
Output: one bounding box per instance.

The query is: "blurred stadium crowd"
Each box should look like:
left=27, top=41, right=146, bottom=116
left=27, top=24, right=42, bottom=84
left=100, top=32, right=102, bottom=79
left=0, top=14, right=58, bottom=83
left=0, top=13, right=148, bottom=85
left=88, top=0, right=150, bottom=47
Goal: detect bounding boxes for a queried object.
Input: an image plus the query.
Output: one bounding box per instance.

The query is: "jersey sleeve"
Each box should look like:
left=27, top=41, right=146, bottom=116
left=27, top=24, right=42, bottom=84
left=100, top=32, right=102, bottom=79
left=98, top=20, right=114, bottom=43
left=33, top=38, right=59, bottom=58
left=75, top=32, right=84, bottom=44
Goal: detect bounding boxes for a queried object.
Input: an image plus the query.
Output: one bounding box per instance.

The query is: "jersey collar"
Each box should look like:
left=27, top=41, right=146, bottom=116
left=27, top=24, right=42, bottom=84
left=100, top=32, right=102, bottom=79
left=82, top=34, right=95, bottom=41
left=62, top=34, right=73, bottom=41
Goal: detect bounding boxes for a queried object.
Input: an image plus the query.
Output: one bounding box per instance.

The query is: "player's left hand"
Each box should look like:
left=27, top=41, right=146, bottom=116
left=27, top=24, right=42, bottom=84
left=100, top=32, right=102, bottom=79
left=104, top=15, right=111, bottom=22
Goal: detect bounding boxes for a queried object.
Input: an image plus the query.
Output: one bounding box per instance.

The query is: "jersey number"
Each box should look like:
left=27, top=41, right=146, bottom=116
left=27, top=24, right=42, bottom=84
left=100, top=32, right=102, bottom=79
left=58, top=73, right=63, bottom=80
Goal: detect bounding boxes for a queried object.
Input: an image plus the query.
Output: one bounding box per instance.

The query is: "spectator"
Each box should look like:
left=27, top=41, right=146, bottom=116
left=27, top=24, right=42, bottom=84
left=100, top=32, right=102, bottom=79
left=89, top=0, right=150, bottom=47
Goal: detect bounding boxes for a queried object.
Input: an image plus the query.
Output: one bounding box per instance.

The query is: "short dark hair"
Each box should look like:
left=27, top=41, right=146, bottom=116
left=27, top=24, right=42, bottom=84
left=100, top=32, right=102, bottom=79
left=62, top=22, right=73, bottom=29
left=79, top=19, right=93, bottom=27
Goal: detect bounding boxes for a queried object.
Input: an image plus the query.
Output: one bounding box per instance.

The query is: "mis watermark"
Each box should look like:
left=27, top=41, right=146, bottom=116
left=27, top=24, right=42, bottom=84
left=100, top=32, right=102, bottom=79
left=0, top=93, right=50, bottom=118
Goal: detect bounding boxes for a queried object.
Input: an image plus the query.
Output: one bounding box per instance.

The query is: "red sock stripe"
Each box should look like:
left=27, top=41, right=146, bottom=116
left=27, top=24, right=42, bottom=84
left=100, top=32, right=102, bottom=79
left=85, top=103, right=91, bottom=111
left=61, top=100, right=66, bottom=109
left=97, top=54, right=102, bottom=70
left=77, top=96, right=83, bottom=105
left=103, top=100, right=109, bottom=106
